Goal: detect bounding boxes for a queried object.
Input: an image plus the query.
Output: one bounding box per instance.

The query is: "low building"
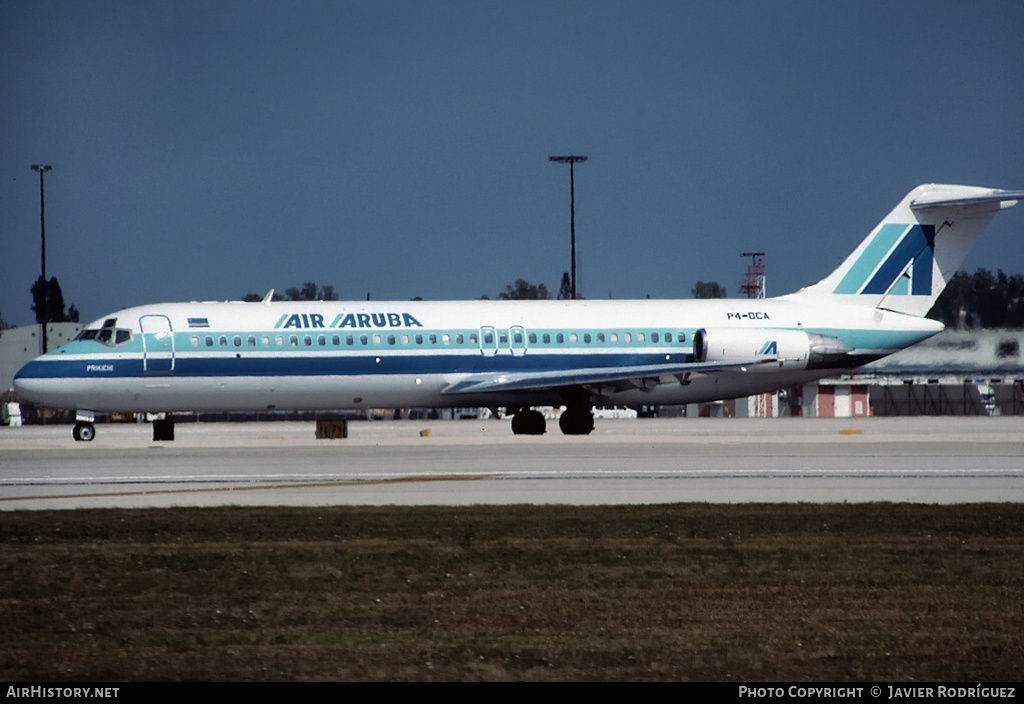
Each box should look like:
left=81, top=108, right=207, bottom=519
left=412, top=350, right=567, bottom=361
left=0, top=323, right=83, bottom=398
left=727, top=329, right=1024, bottom=418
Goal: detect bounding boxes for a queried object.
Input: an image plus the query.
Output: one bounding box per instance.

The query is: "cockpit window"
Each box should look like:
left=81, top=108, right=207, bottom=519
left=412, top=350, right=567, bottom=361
left=76, top=326, right=132, bottom=347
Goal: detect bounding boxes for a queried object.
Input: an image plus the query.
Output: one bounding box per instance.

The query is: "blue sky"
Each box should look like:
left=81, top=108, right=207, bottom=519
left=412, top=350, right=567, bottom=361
left=2, top=0, right=1023, bottom=325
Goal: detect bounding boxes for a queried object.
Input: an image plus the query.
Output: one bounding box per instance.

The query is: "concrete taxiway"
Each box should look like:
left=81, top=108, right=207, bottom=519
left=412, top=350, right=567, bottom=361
left=2, top=416, right=1023, bottom=509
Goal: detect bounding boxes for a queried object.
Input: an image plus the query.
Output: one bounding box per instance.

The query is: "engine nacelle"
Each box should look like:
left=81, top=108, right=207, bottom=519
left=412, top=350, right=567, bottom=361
left=692, top=328, right=852, bottom=371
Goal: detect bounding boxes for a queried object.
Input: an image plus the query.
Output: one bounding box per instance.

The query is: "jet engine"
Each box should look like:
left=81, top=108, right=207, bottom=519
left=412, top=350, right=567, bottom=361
left=692, top=328, right=853, bottom=371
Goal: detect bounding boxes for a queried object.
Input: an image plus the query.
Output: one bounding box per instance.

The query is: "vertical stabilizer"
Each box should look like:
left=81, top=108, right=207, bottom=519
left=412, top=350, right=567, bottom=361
left=790, top=184, right=1022, bottom=317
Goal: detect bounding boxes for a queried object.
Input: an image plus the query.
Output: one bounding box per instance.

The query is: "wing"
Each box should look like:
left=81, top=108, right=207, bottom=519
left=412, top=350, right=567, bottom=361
left=439, top=358, right=774, bottom=396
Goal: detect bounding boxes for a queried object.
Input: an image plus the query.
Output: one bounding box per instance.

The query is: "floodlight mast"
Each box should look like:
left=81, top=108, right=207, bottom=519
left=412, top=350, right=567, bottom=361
left=549, top=155, right=587, bottom=299
left=31, top=164, right=53, bottom=353
left=31, top=165, right=53, bottom=282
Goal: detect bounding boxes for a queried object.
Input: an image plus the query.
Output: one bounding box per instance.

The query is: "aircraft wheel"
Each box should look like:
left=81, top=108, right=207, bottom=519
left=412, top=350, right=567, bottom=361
left=73, top=422, right=96, bottom=442
left=558, top=407, right=594, bottom=435
left=511, top=409, right=546, bottom=435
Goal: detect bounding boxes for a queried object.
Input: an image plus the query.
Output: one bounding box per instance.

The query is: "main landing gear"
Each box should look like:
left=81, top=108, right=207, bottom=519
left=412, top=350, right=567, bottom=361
left=558, top=405, right=595, bottom=435
left=510, top=407, right=546, bottom=435
left=508, top=404, right=595, bottom=436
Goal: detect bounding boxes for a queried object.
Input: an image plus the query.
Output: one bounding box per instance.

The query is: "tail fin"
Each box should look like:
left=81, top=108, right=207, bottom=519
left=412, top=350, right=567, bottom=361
left=792, top=184, right=1023, bottom=317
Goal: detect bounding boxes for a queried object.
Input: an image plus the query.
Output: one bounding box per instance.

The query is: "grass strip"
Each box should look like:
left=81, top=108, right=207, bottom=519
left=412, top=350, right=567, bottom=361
left=2, top=503, right=1022, bottom=681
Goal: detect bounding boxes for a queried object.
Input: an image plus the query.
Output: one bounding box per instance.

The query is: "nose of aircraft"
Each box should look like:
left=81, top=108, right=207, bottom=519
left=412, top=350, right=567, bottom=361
left=12, top=357, right=53, bottom=406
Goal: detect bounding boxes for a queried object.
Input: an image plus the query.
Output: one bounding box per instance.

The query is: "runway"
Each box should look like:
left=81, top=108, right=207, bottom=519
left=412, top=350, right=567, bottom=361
left=2, top=416, right=1023, bottom=509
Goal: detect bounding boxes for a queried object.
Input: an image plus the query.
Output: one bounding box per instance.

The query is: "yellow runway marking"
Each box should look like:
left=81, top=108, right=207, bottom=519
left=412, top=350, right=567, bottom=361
left=1, top=474, right=499, bottom=503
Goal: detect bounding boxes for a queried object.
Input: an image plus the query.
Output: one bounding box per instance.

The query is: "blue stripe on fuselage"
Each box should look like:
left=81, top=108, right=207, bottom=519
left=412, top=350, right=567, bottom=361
left=14, top=351, right=693, bottom=381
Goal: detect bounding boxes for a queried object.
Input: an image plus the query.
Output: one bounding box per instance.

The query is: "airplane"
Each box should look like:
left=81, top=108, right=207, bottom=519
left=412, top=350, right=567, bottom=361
left=13, top=183, right=1023, bottom=441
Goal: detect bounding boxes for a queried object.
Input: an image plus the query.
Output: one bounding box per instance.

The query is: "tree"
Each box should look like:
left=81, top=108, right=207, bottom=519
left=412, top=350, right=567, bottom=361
left=244, top=282, right=339, bottom=302
left=928, top=268, right=1024, bottom=329
left=498, top=280, right=551, bottom=300
left=691, top=281, right=726, bottom=299
left=30, top=276, right=78, bottom=324
left=557, top=272, right=572, bottom=300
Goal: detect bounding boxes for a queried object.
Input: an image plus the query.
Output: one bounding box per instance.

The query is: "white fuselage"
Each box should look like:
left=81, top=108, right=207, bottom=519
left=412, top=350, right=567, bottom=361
left=13, top=296, right=942, bottom=414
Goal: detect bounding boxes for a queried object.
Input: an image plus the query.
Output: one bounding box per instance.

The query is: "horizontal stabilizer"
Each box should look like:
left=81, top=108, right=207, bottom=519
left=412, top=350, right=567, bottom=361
left=910, top=189, right=1024, bottom=210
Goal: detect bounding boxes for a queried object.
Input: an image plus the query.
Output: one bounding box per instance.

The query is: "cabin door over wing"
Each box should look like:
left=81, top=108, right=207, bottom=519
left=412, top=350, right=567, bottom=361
left=140, top=314, right=175, bottom=374
left=479, top=326, right=498, bottom=356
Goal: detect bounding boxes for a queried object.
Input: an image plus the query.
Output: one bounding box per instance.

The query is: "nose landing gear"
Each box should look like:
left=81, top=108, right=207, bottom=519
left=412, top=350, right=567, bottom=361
left=73, top=421, right=96, bottom=442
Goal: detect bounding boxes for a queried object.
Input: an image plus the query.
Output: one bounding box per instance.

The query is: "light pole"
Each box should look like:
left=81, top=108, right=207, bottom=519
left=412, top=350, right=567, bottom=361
left=549, top=155, right=587, bottom=299
left=31, top=165, right=52, bottom=281
left=31, top=164, right=53, bottom=352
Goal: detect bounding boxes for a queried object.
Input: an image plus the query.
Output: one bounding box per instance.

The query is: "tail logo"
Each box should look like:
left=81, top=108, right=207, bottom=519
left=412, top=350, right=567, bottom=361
left=758, top=341, right=777, bottom=355
left=833, top=223, right=935, bottom=296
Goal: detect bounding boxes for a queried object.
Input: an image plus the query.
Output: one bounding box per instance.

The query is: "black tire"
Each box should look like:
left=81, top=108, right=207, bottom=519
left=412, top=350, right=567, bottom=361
left=73, top=422, right=96, bottom=442
left=511, top=409, right=546, bottom=435
left=558, top=407, right=594, bottom=435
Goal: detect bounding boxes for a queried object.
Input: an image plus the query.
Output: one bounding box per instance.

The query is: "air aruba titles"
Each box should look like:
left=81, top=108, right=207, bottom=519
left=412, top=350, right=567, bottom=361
left=274, top=312, right=424, bottom=330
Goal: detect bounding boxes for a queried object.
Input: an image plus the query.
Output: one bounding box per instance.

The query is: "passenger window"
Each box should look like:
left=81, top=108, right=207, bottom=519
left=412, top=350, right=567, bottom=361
left=234, top=336, right=243, bottom=347
left=596, top=333, right=605, bottom=343
left=318, top=335, right=326, bottom=346
left=304, top=335, right=312, bottom=346
left=665, top=332, right=672, bottom=343
left=360, top=335, right=368, bottom=345
left=276, top=335, right=284, bottom=346
left=556, top=333, right=564, bottom=344
left=569, top=333, right=578, bottom=343
left=346, top=335, right=354, bottom=346
left=206, top=336, right=214, bottom=347
left=387, top=334, right=396, bottom=345
left=332, top=336, right=340, bottom=346
left=624, top=332, right=632, bottom=343
left=192, top=336, right=200, bottom=348
left=402, top=334, right=410, bottom=345
left=583, top=333, right=591, bottom=343
left=610, top=332, right=618, bottom=342
left=638, top=333, right=646, bottom=342
left=290, top=336, right=298, bottom=347
left=373, top=334, right=381, bottom=345
left=469, top=334, right=477, bottom=344
left=416, top=334, right=424, bottom=344
left=651, top=333, right=659, bottom=343
left=220, top=336, right=229, bottom=347
left=542, top=333, right=551, bottom=344
left=429, top=333, right=437, bottom=344
left=528, top=332, right=537, bottom=344
left=262, top=335, right=270, bottom=346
